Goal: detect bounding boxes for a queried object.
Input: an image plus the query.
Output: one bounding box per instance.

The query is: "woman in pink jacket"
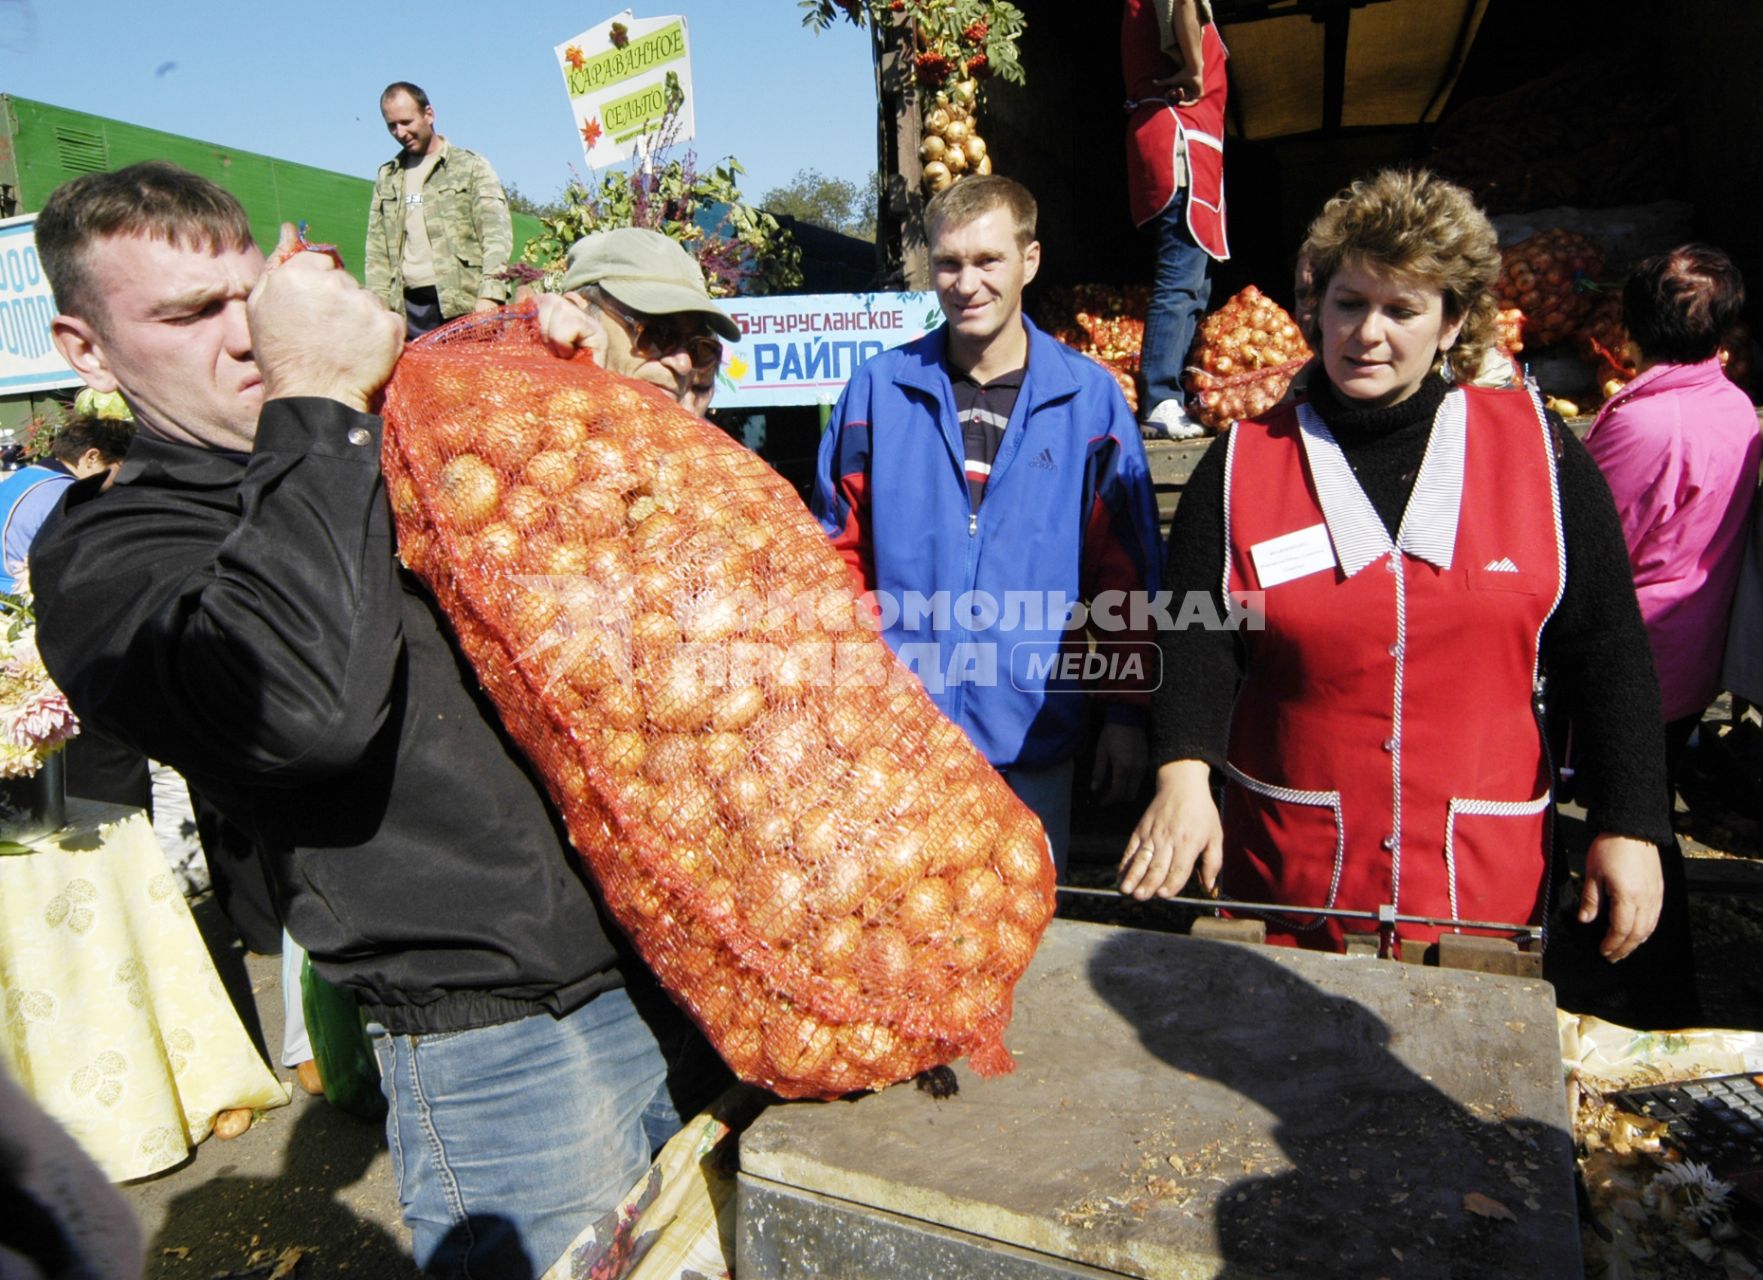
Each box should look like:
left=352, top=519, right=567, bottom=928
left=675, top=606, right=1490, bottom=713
left=1585, top=245, right=1761, bottom=782
left=1585, top=243, right=1760, bottom=1024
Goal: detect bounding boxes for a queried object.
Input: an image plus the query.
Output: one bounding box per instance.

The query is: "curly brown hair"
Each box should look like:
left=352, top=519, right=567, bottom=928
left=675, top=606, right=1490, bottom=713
left=1297, top=169, right=1501, bottom=381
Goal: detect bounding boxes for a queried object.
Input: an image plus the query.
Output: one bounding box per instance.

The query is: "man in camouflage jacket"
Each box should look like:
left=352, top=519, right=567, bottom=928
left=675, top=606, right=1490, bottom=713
left=365, top=81, right=513, bottom=337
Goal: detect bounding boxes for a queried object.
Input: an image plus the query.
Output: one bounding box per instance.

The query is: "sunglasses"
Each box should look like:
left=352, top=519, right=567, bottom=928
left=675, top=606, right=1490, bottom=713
left=589, top=288, right=724, bottom=369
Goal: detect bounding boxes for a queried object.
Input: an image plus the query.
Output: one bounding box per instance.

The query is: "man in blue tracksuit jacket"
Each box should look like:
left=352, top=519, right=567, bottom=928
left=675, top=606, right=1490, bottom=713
left=812, top=176, right=1163, bottom=875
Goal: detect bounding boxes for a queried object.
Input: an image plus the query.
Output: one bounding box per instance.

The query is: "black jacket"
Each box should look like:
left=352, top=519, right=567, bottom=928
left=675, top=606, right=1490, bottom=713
left=31, top=398, right=622, bottom=1033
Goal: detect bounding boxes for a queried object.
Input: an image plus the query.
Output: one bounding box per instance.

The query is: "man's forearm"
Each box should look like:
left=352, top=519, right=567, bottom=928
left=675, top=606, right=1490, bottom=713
left=38, top=400, right=405, bottom=787
left=1164, top=0, right=1205, bottom=68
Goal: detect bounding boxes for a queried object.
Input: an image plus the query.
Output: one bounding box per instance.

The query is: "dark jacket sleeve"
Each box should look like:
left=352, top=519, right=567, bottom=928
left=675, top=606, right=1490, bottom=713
left=1543, top=429, right=1675, bottom=848
left=33, top=399, right=403, bottom=789
left=1149, top=434, right=1239, bottom=768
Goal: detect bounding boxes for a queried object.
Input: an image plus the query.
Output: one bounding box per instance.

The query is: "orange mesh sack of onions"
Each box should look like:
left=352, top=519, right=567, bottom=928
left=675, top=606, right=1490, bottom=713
left=380, top=311, right=1055, bottom=1099
left=1183, top=286, right=1312, bottom=432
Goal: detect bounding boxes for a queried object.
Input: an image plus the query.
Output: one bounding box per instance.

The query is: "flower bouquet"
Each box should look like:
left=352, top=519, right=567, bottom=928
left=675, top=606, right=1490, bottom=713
left=0, top=585, right=78, bottom=845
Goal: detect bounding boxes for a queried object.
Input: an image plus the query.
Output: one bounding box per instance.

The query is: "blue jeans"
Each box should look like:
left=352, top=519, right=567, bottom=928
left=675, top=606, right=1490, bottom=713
left=1005, top=757, right=1073, bottom=880
left=1140, top=191, right=1214, bottom=412
left=368, top=985, right=701, bottom=1279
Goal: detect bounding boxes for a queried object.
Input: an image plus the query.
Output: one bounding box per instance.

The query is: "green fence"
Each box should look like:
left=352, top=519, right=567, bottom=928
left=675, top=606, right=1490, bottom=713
left=0, top=92, right=545, bottom=427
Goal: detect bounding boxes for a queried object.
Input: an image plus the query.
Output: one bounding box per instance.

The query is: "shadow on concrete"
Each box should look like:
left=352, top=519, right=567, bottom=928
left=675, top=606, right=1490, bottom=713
left=144, top=1099, right=413, bottom=1280
left=1088, top=933, right=1579, bottom=1278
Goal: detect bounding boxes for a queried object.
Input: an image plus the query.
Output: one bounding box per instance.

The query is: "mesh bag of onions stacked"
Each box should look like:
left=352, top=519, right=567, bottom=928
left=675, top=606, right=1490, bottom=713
left=1040, top=284, right=1149, bottom=414
left=1182, top=286, right=1313, bottom=432
left=1494, top=228, right=1604, bottom=349
left=380, top=311, right=1055, bottom=1099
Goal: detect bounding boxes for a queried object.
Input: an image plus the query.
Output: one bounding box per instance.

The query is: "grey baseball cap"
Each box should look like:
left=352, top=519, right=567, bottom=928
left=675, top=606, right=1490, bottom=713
left=560, top=227, right=740, bottom=342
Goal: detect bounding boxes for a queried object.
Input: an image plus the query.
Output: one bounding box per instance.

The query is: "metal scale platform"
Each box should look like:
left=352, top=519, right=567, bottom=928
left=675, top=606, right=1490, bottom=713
left=738, top=918, right=1579, bottom=1279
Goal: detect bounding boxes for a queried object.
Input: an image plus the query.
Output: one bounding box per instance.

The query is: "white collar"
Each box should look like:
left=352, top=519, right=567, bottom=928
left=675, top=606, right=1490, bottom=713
left=1295, top=388, right=1467, bottom=578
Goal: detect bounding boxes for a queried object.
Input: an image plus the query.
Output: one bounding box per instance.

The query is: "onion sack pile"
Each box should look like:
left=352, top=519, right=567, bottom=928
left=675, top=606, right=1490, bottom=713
left=1183, top=286, right=1312, bottom=432
left=380, top=310, right=1055, bottom=1099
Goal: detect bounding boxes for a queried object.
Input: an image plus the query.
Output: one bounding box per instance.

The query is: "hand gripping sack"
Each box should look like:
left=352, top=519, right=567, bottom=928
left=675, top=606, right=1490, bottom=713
left=380, top=311, right=1055, bottom=1099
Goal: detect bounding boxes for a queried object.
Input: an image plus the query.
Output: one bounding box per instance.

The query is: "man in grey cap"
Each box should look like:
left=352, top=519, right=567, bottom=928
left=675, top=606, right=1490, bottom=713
left=535, top=226, right=739, bottom=419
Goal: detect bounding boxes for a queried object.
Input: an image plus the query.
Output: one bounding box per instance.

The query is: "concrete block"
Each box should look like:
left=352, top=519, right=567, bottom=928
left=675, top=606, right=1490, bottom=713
left=739, top=918, right=1578, bottom=1279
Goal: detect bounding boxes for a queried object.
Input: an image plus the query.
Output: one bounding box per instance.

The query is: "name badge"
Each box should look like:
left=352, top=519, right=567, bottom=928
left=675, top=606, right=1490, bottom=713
left=1250, top=523, right=1338, bottom=588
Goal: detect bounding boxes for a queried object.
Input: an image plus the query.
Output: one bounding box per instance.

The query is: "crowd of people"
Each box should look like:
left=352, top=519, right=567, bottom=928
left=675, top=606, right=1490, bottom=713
left=0, top=33, right=1758, bottom=1280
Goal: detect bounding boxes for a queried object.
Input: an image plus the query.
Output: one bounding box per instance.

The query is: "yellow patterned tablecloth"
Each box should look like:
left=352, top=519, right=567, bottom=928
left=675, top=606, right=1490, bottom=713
left=0, top=799, right=290, bottom=1181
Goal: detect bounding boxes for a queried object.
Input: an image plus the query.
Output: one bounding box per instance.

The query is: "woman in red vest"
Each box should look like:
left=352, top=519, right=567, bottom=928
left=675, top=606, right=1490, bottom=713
left=1120, top=170, right=1670, bottom=972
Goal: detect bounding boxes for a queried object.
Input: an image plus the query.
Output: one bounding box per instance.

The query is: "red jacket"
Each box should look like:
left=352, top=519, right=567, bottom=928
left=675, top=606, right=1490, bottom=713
left=1121, top=1, right=1230, bottom=258
left=1220, top=387, right=1563, bottom=952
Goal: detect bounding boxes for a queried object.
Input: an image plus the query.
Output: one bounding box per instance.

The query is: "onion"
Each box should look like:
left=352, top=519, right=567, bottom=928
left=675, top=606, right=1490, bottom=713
left=749, top=808, right=795, bottom=854
left=542, top=542, right=592, bottom=576
left=744, top=860, right=809, bottom=943
left=643, top=652, right=712, bottom=731
left=630, top=610, right=682, bottom=654
left=895, top=876, right=955, bottom=940
left=805, top=855, right=869, bottom=917
left=564, top=626, right=629, bottom=692
left=758, top=718, right=819, bottom=779
left=503, top=584, right=562, bottom=638
left=921, top=135, right=947, bottom=163
left=953, top=865, right=1005, bottom=918
left=710, top=684, right=765, bottom=731
left=642, top=733, right=699, bottom=783
left=632, top=511, right=685, bottom=553
left=1008, top=888, right=1043, bottom=930
left=472, top=521, right=523, bottom=570
left=720, top=766, right=772, bottom=825
left=649, top=780, right=717, bottom=836
left=557, top=485, right=626, bottom=541
left=858, top=926, right=913, bottom=989
left=811, top=915, right=865, bottom=967
left=580, top=539, right=636, bottom=585
left=390, top=476, right=422, bottom=520
left=699, top=731, right=747, bottom=779
left=595, top=682, right=643, bottom=731
left=992, top=919, right=1036, bottom=971
left=828, top=697, right=882, bottom=753
left=437, top=455, right=501, bottom=531
left=524, top=450, right=577, bottom=495
left=476, top=409, right=544, bottom=461
left=767, top=1011, right=838, bottom=1081
left=685, top=592, right=747, bottom=644
left=501, top=484, right=550, bottom=528
left=601, top=729, right=646, bottom=776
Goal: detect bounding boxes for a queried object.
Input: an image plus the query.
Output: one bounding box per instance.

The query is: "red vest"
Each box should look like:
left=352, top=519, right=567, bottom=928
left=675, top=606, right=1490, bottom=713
left=1220, top=386, right=1563, bottom=953
left=1122, top=4, right=1230, bottom=259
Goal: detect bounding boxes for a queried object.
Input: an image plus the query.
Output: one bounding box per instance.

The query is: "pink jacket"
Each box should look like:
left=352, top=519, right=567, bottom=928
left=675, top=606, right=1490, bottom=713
left=1585, top=358, right=1761, bottom=720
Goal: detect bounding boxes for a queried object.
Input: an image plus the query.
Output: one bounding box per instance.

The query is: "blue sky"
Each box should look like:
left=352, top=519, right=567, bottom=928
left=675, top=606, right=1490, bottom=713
left=0, top=1, right=879, bottom=206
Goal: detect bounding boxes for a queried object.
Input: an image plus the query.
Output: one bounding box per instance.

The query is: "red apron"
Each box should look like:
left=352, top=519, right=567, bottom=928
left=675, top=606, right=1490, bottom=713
left=1122, top=3, right=1230, bottom=259
left=1220, top=386, right=1563, bottom=952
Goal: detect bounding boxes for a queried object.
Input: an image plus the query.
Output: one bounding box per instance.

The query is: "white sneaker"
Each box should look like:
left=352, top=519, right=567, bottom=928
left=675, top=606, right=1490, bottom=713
left=1141, top=399, right=1205, bottom=440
